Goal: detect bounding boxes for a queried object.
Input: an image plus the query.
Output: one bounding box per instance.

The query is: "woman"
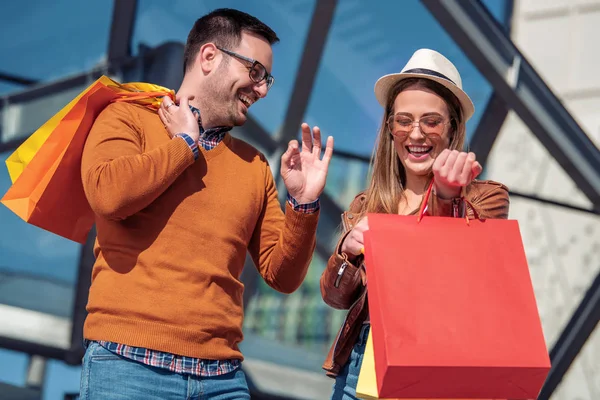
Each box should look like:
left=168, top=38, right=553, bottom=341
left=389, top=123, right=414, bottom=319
left=320, top=49, right=510, bottom=399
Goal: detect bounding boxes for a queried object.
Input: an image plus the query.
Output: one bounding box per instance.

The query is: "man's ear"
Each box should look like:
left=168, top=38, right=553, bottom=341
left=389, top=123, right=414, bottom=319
left=196, top=43, right=220, bottom=74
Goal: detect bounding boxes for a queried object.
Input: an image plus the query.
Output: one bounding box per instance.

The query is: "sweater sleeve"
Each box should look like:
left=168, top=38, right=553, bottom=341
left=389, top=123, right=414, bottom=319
left=81, top=102, right=195, bottom=220
left=247, top=162, right=319, bottom=294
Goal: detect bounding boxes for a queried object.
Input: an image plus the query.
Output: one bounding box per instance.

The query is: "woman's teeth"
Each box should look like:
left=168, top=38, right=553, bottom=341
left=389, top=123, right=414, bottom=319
left=407, top=146, right=432, bottom=156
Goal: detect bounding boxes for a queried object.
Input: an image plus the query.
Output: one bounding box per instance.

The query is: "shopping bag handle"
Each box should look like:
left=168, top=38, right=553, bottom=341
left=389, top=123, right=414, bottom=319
left=112, top=91, right=175, bottom=103
left=110, top=91, right=175, bottom=113
left=417, top=179, right=479, bottom=224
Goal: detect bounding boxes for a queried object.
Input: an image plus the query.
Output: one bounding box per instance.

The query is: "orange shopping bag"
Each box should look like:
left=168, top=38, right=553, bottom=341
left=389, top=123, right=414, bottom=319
left=362, top=182, right=550, bottom=399
left=1, top=76, right=174, bottom=243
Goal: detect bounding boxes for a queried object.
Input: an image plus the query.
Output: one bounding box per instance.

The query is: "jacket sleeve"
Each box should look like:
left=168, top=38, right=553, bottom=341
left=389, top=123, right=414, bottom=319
left=427, top=180, right=510, bottom=220
left=320, top=193, right=367, bottom=310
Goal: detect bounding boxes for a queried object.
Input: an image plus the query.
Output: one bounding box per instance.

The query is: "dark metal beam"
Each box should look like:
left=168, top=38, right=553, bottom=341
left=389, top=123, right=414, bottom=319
left=538, top=271, right=600, bottom=399
left=65, top=226, right=97, bottom=366
left=509, top=191, right=600, bottom=216
left=468, top=93, right=509, bottom=169
left=421, top=0, right=600, bottom=211
left=278, top=0, right=338, bottom=145
left=6, top=72, right=104, bottom=104
left=503, top=0, right=515, bottom=34
left=0, top=382, right=41, bottom=400
left=0, top=336, right=66, bottom=362
left=0, top=72, right=38, bottom=86
left=107, top=0, right=138, bottom=62
left=0, top=137, right=26, bottom=153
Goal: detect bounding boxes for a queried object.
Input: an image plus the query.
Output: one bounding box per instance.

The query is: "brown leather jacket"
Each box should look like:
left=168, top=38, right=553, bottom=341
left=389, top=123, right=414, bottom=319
left=320, top=179, right=510, bottom=377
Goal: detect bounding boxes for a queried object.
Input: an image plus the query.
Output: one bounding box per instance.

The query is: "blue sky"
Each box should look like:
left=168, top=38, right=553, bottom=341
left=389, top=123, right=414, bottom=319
left=0, top=0, right=508, bottom=398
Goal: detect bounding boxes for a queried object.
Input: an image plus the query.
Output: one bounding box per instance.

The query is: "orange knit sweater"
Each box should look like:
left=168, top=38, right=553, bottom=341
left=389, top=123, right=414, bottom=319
left=80, top=102, right=318, bottom=360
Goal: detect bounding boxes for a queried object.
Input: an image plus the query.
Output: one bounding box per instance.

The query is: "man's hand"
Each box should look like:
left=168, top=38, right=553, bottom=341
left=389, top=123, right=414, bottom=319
left=158, top=96, right=200, bottom=142
left=281, top=123, right=334, bottom=204
left=432, top=150, right=482, bottom=199
left=341, top=216, right=369, bottom=259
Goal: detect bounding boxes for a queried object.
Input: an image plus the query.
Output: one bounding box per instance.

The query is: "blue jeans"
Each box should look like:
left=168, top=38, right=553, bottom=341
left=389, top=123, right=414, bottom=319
left=79, top=341, right=251, bottom=400
left=330, top=324, right=370, bottom=400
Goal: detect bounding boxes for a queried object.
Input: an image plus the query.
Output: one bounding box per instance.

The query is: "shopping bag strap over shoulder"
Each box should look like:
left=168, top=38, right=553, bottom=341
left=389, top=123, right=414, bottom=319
left=109, top=81, right=175, bottom=110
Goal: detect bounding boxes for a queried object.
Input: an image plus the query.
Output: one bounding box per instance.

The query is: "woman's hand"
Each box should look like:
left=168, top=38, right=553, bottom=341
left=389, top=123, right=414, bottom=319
left=341, top=216, right=369, bottom=260
left=432, top=150, right=482, bottom=199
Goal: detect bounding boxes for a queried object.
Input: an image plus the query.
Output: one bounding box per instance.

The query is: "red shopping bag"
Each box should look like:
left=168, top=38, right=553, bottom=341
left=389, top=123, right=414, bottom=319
left=363, top=184, right=550, bottom=399
left=1, top=76, right=173, bottom=243
left=356, top=330, right=504, bottom=400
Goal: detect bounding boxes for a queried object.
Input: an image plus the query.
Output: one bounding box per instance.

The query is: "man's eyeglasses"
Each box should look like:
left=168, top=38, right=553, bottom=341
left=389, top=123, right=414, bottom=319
left=387, top=114, right=451, bottom=140
left=217, top=47, right=275, bottom=90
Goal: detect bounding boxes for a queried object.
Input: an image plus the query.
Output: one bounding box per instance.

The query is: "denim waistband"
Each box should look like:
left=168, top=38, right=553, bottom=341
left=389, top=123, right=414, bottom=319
left=358, top=323, right=370, bottom=346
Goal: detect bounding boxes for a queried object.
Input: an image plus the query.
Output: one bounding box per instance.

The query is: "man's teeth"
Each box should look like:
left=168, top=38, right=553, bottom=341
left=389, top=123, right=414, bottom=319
left=239, top=95, right=252, bottom=107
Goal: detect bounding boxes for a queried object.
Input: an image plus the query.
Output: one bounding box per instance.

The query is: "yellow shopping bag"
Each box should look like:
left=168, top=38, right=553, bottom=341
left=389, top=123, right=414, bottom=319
left=357, top=331, right=396, bottom=400
left=1, top=76, right=174, bottom=243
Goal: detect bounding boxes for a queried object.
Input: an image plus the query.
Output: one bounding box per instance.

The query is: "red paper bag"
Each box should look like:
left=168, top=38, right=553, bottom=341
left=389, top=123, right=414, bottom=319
left=363, top=197, right=550, bottom=399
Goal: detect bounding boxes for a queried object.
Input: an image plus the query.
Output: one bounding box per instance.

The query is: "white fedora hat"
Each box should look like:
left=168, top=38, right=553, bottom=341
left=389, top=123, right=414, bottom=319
left=374, top=48, right=475, bottom=121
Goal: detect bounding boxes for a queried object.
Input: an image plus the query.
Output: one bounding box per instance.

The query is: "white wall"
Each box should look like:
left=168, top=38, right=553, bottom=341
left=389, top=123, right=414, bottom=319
left=486, top=1, right=600, bottom=398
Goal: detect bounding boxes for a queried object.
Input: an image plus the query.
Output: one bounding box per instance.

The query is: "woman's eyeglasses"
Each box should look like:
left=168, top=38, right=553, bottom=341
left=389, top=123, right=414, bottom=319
left=387, top=114, right=451, bottom=140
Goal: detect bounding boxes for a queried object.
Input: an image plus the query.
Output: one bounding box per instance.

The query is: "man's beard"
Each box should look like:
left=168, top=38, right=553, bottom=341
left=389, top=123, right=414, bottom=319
left=204, top=75, right=245, bottom=128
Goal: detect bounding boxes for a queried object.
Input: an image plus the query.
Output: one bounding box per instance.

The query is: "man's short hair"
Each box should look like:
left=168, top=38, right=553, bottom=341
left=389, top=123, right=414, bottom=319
left=183, top=8, right=279, bottom=72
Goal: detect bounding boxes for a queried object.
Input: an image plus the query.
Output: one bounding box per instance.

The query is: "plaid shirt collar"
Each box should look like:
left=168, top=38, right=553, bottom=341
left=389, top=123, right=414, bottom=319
left=190, top=105, right=231, bottom=146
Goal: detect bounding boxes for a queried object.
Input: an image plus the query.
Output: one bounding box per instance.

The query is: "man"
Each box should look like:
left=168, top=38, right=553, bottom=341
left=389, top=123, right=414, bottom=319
left=79, top=8, right=333, bottom=399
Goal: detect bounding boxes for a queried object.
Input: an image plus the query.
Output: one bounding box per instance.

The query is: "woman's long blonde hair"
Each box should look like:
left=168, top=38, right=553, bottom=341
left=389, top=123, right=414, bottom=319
left=358, top=78, right=467, bottom=218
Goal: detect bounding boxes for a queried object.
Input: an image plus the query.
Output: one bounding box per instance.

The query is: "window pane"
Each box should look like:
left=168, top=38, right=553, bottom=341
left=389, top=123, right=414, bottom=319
left=324, top=156, right=370, bottom=210
left=0, top=151, right=80, bottom=350
left=0, top=1, right=112, bottom=95
left=243, top=253, right=346, bottom=354
left=303, top=0, right=511, bottom=159
left=1, top=84, right=88, bottom=144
